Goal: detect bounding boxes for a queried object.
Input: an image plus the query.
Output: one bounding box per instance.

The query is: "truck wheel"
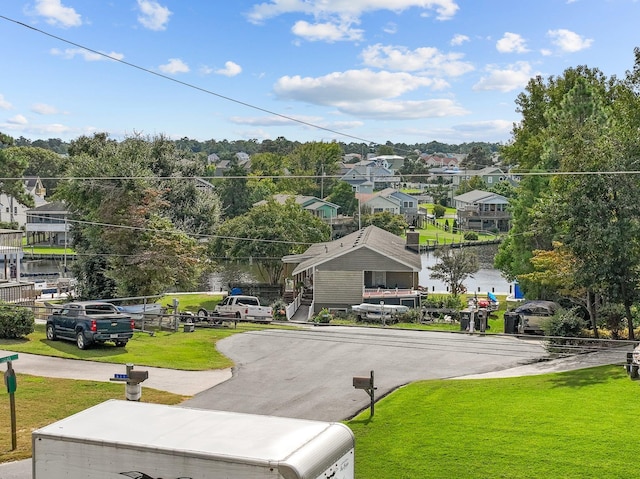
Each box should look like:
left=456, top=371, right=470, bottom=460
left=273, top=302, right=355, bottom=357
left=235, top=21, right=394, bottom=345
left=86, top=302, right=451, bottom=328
left=46, top=324, right=57, bottom=341
left=114, top=340, right=127, bottom=347
left=197, top=309, right=209, bottom=320
left=76, top=331, right=90, bottom=350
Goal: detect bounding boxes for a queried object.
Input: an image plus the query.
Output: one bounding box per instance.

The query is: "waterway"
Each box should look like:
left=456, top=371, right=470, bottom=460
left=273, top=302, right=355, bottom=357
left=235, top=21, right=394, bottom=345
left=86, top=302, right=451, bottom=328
left=15, top=244, right=512, bottom=295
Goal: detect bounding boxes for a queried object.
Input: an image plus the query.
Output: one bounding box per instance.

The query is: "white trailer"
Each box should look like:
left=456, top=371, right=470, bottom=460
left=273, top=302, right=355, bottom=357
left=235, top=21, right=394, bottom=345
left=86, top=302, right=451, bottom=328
left=32, top=400, right=355, bottom=479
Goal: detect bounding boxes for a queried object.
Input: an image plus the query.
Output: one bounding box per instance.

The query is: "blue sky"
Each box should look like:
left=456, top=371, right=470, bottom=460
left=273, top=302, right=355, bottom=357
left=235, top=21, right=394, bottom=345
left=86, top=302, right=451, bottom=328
left=1, top=0, right=638, bottom=146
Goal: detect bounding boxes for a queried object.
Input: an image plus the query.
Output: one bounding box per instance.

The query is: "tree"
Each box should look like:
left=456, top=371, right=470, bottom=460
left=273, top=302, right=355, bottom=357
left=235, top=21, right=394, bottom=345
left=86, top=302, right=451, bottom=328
left=362, top=211, right=408, bottom=236
left=429, top=247, right=479, bottom=296
left=56, top=133, right=213, bottom=298
left=19, top=146, right=69, bottom=196
left=217, top=158, right=251, bottom=219
left=326, top=181, right=358, bottom=216
left=461, top=145, right=491, bottom=168
left=287, top=142, right=342, bottom=197
left=210, top=198, right=331, bottom=285
left=0, top=147, right=35, bottom=209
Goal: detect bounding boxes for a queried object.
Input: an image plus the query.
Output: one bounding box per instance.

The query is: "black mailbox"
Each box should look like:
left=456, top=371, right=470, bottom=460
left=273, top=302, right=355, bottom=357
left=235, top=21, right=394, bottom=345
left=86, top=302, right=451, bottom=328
left=353, top=376, right=373, bottom=389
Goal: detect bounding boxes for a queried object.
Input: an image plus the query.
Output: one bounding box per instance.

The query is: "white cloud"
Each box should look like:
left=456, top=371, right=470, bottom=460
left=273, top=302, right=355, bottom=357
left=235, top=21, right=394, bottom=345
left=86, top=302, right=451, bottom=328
left=33, top=0, right=82, bottom=28
left=473, top=62, right=535, bottom=92
left=383, top=22, right=398, bottom=34
left=159, top=58, right=190, bottom=74
left=216, top=61, right=242, bottom=77
left=50, top=48, right=125, bottom=61
left=496, top=32, right=528, bottom=53
left=248, top=0, right=459, bottom=23
left=292, top=20, right=364, bottom=42
left=247, top=1, right=459, bottom=43
left=361, top=44, right=474, bottom=77
left=0, top=94, right=12, bottom=110
left=274, top=69, right=437, bottom=104
left=336, top=98, right=468, bottom=119
left=273, top=69, right=468, bottom=119
left=547, top=29, right=593, bottom=52
left=450, top=34, right=469, bottom=46
left=31, top=103, right=59, bottom=115
left=137, top=0, right=172, bottom=31
left=7, top=115, right=28, bottom=125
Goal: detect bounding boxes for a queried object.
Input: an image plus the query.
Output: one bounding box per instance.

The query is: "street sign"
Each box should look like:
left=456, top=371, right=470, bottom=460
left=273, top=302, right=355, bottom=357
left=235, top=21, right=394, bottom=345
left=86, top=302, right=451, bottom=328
left=0, top=354, right=18, bottom=364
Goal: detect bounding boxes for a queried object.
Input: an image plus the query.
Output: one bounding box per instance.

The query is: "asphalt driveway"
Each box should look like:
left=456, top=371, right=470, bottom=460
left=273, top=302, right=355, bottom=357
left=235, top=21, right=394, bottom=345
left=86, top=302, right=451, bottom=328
left=183, top=326, right=549, bottom=421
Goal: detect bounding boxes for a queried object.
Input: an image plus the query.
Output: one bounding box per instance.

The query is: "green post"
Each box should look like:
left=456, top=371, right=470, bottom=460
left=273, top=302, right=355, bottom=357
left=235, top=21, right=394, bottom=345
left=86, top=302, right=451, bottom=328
left=4, top=360, right=18, bottom=450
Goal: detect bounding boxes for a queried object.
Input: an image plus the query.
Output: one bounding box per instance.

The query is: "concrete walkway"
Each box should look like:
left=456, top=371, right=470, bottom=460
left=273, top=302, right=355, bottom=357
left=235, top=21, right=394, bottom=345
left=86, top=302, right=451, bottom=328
left=0, top=349, right=231, bottom=396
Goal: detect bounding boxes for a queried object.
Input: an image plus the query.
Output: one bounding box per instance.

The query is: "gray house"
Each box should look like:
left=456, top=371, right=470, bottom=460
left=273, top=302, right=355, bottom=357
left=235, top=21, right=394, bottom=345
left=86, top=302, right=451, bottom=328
left=453, top=189, right=510, bottom=232
left=283, top=225, right=423, bottom=316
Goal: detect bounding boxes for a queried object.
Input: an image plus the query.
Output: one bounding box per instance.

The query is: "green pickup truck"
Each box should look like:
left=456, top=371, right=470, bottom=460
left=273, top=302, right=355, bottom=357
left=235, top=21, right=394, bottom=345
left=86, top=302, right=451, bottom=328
left=46, top=301, right=135, bottom=350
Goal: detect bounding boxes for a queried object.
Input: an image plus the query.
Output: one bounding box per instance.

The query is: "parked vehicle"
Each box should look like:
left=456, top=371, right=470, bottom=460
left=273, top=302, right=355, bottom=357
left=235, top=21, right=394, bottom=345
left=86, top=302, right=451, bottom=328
left=32, top=400, right=355, bottom=479
left=511, top=300, right=559, bottom=334
left=45, top=301, right=135, bottom=349
left=198, top=294, right=273, bottom=323
left=352, top=302, right=409, bottom=321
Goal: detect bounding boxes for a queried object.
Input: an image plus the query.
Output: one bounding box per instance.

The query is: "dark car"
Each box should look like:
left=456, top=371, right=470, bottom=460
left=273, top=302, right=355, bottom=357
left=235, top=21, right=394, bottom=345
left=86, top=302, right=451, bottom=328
left=46, top=301, right=135, bottom=349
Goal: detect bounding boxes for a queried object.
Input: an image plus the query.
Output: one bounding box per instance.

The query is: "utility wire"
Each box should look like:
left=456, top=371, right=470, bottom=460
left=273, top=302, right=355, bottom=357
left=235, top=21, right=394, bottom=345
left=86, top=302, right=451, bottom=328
left=0, top=15, right=381, bottom=148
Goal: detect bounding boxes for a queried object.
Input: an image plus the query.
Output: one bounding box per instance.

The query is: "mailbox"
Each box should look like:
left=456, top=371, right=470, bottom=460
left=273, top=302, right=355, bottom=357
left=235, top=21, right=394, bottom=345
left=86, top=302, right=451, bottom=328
left=128, top=370, right=149, bottom=382
left=353, top=376, right=373, bottom=389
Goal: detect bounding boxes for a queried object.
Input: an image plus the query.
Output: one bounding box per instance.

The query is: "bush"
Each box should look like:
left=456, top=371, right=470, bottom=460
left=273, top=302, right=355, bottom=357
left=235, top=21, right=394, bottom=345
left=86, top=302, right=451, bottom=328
left=0, top=302, right=35, bottom=339
left=312, top=308, right=332, bottom=324
left=544, top=307, right=586, bottom=344
left=433, top=204, right=446, bottom=218
left=398, top=308, right=422, bottom=323
left=464, top=231, right=478, bottom=241
left=271, top=299, right=288, bottom=320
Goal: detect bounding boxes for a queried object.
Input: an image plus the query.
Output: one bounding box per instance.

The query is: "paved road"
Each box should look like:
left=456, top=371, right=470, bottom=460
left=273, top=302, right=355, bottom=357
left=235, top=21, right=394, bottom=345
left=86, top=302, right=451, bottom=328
left=184, top=326, right=549, bottom=420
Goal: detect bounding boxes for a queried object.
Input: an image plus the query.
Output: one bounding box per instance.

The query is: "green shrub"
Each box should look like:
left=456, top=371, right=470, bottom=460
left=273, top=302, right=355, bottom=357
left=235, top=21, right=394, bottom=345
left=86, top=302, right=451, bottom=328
left=464, top=231, right=478, bottom=240
left=433, top=204, right=446, bottom=218
left=0, top=302, right=35, bottom=339
left=398, top=308, right=422, bottom=323
left=312, top=308, right=332, bottom=323
left=544, top=307, right=586, bottom=344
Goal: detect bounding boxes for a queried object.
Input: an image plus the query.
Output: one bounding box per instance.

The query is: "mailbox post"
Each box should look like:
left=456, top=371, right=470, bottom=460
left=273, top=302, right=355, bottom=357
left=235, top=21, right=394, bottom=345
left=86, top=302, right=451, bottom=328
left=353, top=370, right=376, bottom=417
left=2, top=353, right=18, bottom=450
left=110, top=363, right=149, bottom=401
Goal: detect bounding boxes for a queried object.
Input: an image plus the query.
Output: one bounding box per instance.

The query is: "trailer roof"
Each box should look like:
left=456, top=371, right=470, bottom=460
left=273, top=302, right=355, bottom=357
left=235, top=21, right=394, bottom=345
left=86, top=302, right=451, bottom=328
left=33, top=400, right=353, bottom=468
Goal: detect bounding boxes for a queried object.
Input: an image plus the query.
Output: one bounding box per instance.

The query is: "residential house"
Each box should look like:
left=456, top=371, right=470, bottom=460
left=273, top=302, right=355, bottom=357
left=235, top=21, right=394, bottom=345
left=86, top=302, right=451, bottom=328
left=453, top=189, right=511, bottom=232
left=0, top=177, right=48, bottom=229
left=254, top=194, right=340, bottom=221
left=0, top=228, right=36, bottom=304
left=356, top=193, right=400, bottom=215
left=341, top=160, right=400, bottom=190
left=25, top=201, right=71, bottom=245
left=282, top=225, right=423, bottom=316
left=450, top=166, right=508, bottom=189
left=212, top=152, right=251, bottom=177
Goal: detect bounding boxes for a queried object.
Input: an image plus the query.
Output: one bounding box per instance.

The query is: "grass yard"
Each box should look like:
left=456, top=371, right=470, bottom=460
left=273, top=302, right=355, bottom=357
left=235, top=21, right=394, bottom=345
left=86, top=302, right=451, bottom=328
left=0, top=375, right=184, bottom=463
left=0, top=322, right=290, bottom=370
left=348, top=365, right=636, bottom=479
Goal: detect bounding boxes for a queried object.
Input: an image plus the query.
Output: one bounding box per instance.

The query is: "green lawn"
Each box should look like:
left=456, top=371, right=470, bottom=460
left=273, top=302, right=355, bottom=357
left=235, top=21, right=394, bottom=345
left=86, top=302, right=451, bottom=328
left=0, top=322, right=292, bottom=370
left=348, top=365, right=636, bottom=479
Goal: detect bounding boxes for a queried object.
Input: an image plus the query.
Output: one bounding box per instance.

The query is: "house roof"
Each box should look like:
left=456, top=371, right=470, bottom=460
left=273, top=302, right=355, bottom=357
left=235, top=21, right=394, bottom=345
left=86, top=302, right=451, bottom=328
left=453, top=189, right=509, bottom=205
left=26, top=201, right=68, bottom=213
left=254, top=194, right=340, bottom=210
left=285, top=225, right=422, bottom=275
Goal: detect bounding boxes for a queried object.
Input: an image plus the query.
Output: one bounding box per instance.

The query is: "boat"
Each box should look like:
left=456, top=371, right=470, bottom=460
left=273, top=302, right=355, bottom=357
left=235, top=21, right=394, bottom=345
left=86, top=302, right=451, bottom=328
left=116, top=303, right=164, bottom=320
left=352, top=303, right=410, bottom=319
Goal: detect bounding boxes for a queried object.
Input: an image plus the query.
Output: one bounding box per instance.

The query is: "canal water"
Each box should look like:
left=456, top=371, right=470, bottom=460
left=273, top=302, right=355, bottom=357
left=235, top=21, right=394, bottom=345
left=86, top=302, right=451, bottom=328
left=20, top=244, right=512, bottom=295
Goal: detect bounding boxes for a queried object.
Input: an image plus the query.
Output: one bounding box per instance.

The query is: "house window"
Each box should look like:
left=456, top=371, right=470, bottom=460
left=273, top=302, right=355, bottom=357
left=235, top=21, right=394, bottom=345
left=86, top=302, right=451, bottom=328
left=487, top=177, right=493, bottom=184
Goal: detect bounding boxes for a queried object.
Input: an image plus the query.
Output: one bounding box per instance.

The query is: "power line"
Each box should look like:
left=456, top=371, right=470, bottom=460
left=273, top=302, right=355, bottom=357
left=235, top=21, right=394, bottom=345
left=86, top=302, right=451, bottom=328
left=0, top=15, right=381, bottom=147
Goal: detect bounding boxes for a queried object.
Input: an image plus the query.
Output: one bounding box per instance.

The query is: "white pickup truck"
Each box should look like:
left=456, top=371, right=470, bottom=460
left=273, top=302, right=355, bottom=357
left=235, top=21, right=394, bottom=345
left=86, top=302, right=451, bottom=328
left=198, top=294, right=273, bottom=323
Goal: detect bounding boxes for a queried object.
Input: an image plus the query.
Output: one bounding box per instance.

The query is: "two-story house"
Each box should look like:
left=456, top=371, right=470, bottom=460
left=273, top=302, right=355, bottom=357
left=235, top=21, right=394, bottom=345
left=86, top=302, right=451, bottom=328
left=453, top=189, right=511, bottom=232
